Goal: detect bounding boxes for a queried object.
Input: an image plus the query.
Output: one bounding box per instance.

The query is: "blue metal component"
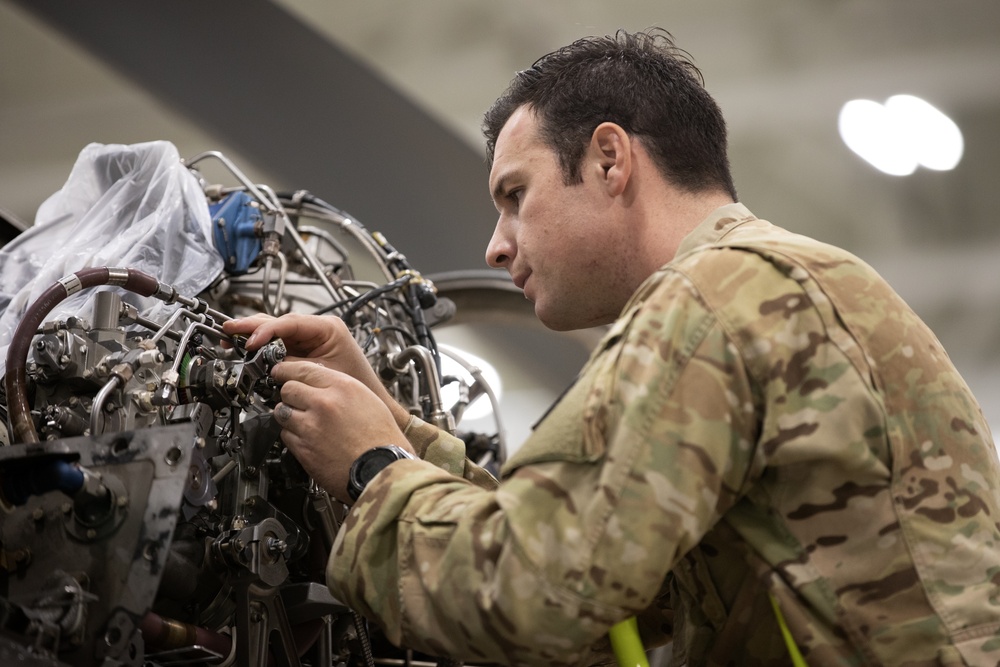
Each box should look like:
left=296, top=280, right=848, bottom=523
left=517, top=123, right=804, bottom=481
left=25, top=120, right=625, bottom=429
left=209, top=192, right=262, bottom=275
left=1, top=459, right=84, bottom=505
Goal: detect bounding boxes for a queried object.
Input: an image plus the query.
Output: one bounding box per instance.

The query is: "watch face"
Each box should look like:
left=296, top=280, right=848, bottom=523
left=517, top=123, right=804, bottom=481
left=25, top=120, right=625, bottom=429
left=356, top=448, right=402, bottom=484
left=349, top=446, right=413, bottom=501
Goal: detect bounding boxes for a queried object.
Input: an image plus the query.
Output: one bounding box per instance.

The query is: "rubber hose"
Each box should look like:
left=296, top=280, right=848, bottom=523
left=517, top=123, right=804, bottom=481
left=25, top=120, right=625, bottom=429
left=4, top=267, right=159, bottom=444
left=139, top=610, right=233, bottom=658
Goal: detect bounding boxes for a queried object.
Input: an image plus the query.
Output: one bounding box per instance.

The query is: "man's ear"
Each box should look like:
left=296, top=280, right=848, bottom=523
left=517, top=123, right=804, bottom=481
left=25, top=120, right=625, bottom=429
left=589, top=122, right=632, bottom=197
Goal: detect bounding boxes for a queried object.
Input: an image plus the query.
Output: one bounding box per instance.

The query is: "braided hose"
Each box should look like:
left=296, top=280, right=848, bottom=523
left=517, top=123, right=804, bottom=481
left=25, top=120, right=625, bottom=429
left=351, top=610, right=375, bottom=667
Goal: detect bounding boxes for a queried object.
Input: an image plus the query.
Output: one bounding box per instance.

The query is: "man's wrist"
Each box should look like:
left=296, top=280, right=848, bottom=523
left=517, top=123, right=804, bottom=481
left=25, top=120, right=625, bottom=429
left=389, top=401, right=413, bottom=432
left=347, top=445, right=416, bottom=502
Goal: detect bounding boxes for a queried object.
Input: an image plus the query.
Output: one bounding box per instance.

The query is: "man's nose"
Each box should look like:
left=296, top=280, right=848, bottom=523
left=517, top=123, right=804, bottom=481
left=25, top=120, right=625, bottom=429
left=486, top=218, right=514, bottom=268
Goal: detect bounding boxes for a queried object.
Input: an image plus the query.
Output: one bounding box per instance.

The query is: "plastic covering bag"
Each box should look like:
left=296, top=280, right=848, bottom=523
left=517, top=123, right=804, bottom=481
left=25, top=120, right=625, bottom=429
left=0, top=140, right=223, bottom=377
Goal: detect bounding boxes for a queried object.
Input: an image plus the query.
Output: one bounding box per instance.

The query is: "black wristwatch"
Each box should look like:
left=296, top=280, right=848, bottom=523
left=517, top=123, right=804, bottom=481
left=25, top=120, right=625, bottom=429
left=347, top=445, right=416, bottom=502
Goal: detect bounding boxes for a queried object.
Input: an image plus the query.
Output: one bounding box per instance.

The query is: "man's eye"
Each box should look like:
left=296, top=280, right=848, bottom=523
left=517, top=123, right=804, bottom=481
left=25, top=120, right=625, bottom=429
left=509, top=189, right=524, bottom=205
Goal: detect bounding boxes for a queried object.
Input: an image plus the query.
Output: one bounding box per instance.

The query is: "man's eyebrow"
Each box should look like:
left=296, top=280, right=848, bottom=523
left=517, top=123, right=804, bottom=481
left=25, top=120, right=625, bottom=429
left=490, top=170, right=520, bottom=205
left=490, top=173, right=510, bottom=205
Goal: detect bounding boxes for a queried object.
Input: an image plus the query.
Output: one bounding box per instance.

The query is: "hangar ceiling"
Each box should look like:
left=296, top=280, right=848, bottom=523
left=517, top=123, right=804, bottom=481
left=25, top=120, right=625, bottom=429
left=1, top=0, right=999, bottom=434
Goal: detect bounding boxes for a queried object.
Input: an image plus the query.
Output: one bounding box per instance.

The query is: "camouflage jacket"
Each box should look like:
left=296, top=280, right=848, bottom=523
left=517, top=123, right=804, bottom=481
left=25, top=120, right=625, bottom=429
left=327, top=203, right=1000, bottom=666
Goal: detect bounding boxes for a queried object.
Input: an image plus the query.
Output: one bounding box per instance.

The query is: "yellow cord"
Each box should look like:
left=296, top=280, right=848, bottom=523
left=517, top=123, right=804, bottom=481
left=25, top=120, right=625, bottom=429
left=610, top=596, right=806, bottom=667
left=768, top=593, right=808, bottom=667
left=609, top=617, right=650, bottom=667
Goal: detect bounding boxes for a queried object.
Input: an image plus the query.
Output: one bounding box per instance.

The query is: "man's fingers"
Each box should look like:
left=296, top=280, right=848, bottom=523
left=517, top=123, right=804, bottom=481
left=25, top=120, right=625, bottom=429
left=272, top=360, right=339, bottom=387
left=273, top=402, right=297, bottom=425
left=223, top=319, right=279, bottom=352
left=282, top=355, right=324, bottom=366
left=275, top=379, right=316, bottom=411
left=274, top=363, right=351, bottom=413
left=231, top=313, right=340, bottom=354
left=223, top=314, right=274, bottom=336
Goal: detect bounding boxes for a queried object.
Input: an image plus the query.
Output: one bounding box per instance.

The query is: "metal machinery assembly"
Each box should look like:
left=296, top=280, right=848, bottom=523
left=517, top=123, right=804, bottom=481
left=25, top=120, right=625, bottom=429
left=0, top=149, right=504, bottom=667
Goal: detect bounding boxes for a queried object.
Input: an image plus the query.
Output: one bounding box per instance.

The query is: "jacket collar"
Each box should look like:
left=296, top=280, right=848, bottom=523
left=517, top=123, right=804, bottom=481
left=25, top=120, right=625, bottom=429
left=674, top=202, right=758, bottom=258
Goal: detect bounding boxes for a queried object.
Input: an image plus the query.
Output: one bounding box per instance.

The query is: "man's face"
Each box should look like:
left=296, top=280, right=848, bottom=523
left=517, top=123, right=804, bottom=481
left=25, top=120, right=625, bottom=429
left=486, top=107, right=631, bottom=331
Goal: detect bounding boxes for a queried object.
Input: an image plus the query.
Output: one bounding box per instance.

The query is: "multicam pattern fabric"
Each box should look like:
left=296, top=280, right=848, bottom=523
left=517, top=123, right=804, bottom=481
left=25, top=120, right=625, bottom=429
left=327, top=203, right=1000, bottom=666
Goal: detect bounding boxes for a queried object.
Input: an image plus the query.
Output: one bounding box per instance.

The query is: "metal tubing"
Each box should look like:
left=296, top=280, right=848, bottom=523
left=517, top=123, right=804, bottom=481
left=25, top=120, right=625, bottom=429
left=389, top=346, right=455, bottom=434
left=90, top=375, right=123, bottom=436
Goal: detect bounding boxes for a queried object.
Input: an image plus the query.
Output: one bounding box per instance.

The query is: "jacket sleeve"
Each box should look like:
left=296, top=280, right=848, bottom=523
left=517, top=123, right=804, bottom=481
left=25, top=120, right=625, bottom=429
left=401, top=414, right=500, bottom=491
left=326, top=269, right=761, bottom=666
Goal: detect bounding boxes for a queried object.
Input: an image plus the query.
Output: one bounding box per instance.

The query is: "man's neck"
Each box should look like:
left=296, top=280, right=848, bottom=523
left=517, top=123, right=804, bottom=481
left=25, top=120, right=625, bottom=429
left=637, top=189, right=737, bottom=272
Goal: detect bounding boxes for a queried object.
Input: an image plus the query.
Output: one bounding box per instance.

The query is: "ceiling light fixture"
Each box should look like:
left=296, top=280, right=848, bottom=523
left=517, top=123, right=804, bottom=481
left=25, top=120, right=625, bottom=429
left=838, top=94, right=963, bottom=176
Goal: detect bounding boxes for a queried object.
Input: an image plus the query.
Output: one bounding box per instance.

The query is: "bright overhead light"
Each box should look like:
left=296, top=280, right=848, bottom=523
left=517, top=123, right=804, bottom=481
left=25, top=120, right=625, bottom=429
left=885, top=95, right=964, bottom=171
left=838, top=94, right=963, bottom=176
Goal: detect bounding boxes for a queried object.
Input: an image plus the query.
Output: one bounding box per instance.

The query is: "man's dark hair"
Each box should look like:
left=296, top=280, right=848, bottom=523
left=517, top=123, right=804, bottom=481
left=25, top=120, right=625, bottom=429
left=483, top=28, right=737, bottom=200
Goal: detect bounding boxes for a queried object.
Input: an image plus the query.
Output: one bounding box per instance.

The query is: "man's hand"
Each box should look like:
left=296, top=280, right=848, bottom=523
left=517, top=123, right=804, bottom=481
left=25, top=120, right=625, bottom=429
left=223, top=313, right=411, bottom=430
left=271, top=360, right=414, bottom=503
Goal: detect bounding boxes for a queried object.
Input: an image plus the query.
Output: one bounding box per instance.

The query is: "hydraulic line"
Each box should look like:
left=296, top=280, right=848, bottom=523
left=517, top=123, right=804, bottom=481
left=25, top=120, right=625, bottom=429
left=341, top=275, right=411, bottom=323
left=389, top=346, right=455, bottom=435
left=438, top=344, right=507, bottom=464
left=90, top=375, right=124, bottom=436
left=261, top=252, right=288, bottom=316
left=3, top=266, right=228, bottom=444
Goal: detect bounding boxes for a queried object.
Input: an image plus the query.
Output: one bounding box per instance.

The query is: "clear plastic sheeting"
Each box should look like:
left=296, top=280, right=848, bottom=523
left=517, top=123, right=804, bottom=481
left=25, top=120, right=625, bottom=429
left=0, top=141, right=223, bottom=377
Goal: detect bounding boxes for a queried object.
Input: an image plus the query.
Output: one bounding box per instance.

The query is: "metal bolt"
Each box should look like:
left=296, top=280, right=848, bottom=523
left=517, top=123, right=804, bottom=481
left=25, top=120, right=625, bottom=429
left=31, top=507, right=44, bottom=521
left=104, top=626, right=122, bottom=647
left=117, top=495, right=129, bottom=508
left=61, top=502, right=72, bottom=514
left=86, top=528, right=97, bottom=539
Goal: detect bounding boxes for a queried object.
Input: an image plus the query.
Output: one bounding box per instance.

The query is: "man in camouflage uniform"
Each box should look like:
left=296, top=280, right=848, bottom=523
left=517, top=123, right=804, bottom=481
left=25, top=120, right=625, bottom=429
left=226, top=30, right=1000, bottom=665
